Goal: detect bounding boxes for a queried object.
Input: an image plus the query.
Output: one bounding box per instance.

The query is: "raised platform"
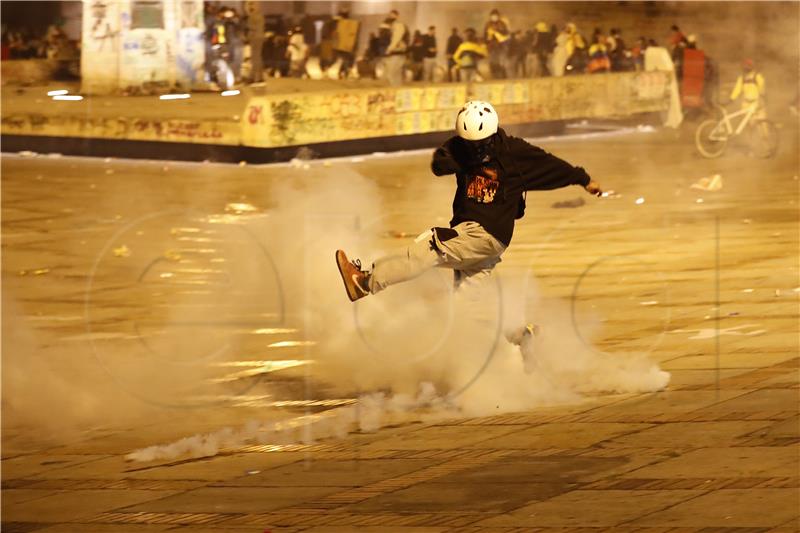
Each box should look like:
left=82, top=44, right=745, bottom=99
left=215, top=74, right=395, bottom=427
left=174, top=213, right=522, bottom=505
left=1, top=73, right=670, bottom=162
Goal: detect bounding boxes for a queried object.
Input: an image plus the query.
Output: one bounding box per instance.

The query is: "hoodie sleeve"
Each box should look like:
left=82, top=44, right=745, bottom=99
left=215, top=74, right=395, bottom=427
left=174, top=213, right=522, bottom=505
left=508, top=137, right=591, bottom=190
left=431, top=137, right=470, bottom=176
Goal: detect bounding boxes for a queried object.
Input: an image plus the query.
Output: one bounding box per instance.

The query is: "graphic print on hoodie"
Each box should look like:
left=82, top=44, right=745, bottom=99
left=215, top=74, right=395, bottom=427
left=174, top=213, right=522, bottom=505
left=466, top=165, right=500, bottom=204
left=431, top=128, right=592, bottom=246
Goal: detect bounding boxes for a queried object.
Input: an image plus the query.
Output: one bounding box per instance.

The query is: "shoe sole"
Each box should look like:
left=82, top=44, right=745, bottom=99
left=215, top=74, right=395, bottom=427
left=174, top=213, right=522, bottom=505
left=335, top=250, right=360, bottom=302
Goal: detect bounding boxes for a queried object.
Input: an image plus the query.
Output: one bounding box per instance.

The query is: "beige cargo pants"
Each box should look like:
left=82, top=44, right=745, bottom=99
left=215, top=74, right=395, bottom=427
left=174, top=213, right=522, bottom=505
left=369, top=221, right=507, bottom=294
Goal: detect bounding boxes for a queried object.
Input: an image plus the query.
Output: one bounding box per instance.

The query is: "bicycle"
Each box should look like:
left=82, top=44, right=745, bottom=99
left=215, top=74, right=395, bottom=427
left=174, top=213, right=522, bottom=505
left=695, top=101, right=779, bottom=159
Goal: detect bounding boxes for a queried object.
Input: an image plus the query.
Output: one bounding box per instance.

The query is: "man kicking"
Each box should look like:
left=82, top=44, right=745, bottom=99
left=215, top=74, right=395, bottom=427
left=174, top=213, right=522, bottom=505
left=336, top=100, right=602, bottom=314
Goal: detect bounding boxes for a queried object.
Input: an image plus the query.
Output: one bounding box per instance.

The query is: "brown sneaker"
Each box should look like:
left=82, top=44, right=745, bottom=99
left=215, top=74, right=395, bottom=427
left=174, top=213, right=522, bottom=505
left=335, top=250, right=371, bottom=302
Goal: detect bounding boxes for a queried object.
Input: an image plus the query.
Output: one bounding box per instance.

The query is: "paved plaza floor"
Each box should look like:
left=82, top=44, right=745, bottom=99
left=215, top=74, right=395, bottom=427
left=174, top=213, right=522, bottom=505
left=2, top=124, right=798, bottom=532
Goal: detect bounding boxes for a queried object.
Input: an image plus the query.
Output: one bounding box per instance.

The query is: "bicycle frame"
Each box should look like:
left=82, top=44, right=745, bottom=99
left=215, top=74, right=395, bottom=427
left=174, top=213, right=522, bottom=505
left=708, top=105, right=757, bottom=141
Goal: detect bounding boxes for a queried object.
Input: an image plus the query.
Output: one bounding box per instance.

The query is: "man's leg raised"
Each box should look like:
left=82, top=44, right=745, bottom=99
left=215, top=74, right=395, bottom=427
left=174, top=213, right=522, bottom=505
left=370, top=230, right=442, bottom=293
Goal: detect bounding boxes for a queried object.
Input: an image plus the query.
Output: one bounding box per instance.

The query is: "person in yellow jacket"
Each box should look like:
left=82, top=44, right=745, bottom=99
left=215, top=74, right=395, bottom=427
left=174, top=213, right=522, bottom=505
left=484, top=9, right=511, bottom=77
left=452, top=28, right=488, bottom=83
left=730, top=58, right=766, bottom=119
left=564, top=23, right=586, bottom=58
left=587, top=31, right=610, bottom=73
left=563, top=22, right=587, bottom=74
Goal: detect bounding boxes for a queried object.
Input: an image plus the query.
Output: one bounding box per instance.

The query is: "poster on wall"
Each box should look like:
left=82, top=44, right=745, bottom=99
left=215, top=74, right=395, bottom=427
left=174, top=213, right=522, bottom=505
left=119, top=1, right=171, bottom=90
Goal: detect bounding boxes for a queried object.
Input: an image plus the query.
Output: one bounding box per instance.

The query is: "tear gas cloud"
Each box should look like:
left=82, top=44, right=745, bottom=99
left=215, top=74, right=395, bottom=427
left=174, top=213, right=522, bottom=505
left=126, top=163, right=669, bottom=462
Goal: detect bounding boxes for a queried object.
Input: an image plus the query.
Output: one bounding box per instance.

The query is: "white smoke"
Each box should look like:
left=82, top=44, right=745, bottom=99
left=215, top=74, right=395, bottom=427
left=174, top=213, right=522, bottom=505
left=126, top=382, right=455, bottom=462
left=127, top=162, right=669, bottom=462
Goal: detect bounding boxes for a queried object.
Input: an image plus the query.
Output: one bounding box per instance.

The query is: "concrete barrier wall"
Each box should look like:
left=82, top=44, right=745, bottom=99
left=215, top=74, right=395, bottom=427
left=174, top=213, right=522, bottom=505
left=1, top=112, right=241, bottom=146
left=1, top=72, right=670, bottom=148
left=241, top=72, right=671, bottom=148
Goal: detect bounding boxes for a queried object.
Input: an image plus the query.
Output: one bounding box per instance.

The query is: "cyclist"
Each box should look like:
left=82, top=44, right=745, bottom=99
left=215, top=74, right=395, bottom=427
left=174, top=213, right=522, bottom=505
left=730, top=58, right=766, bottom=120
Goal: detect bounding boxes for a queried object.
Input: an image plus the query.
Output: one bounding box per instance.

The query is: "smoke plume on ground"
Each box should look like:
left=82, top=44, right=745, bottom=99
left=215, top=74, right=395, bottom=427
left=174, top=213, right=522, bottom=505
left=127, top=162, right=669, bottom=461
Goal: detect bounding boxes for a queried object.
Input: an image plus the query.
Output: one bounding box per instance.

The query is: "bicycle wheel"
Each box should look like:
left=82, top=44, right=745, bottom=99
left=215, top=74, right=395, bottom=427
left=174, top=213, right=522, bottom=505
left=750, top=120, right=779, bottom=159
left=695, top=119, right=728, bottom=158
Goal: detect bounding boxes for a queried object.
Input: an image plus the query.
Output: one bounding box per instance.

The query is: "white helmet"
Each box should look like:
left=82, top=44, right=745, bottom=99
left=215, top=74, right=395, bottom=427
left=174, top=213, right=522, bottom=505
left=455, top=100, right=499, bottom=141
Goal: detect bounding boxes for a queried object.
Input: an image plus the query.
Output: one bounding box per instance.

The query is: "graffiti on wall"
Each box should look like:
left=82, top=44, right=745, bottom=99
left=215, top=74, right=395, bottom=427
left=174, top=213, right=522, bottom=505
left=269, top=101, right=302, bottom=144
left=240, top=73, right=670, bottom=149
left=175, top=1, right=205, bottom=87
left=17, top=72, right=669, bottom=145
left=141, top=33, right=159, bottom=55
left=0, top=111, right=235, bottom=145
left=89, top=1, right=119, bottom=52
left=635, top=71, right=671, bottom=100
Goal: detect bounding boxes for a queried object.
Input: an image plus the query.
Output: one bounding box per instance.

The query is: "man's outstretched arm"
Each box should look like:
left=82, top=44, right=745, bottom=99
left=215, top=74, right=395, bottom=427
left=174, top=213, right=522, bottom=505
left=511, top=138, right=602, bottom=196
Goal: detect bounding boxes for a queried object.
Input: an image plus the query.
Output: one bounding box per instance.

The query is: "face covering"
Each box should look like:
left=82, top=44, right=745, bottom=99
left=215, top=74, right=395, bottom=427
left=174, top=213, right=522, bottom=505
left=469, top=136, right=494, bottom=163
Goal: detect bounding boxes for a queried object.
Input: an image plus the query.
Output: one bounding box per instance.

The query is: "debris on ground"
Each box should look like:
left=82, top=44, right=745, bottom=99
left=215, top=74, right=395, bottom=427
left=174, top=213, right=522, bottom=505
left=690, top=174, right=723, bottom=191
left=19, top=268, right=50, bottom=276
left=164, top=250, right=182, bottom=262
left=113, top=245, right=131, bottom=258
left=225, top=202, right=258, bottom=214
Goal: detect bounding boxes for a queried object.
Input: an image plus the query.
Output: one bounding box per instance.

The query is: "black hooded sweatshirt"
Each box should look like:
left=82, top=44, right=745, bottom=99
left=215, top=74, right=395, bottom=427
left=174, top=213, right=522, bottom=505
left=431, top=128, right=591, bottom=246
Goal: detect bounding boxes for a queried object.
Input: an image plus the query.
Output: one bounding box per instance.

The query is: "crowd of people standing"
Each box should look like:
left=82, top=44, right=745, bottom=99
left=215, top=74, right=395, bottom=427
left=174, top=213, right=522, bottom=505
left=202, top=5, right=706, bottom=88
left=0, top=3, right=713, bottom=95
left=1, top=24, right=76, bottom=62
left=360, top=9, right=703, bottom=86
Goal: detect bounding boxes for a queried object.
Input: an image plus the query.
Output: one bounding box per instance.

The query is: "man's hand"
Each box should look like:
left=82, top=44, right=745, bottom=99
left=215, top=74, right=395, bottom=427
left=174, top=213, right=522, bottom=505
left=584, top=179, right=603, bottom=197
